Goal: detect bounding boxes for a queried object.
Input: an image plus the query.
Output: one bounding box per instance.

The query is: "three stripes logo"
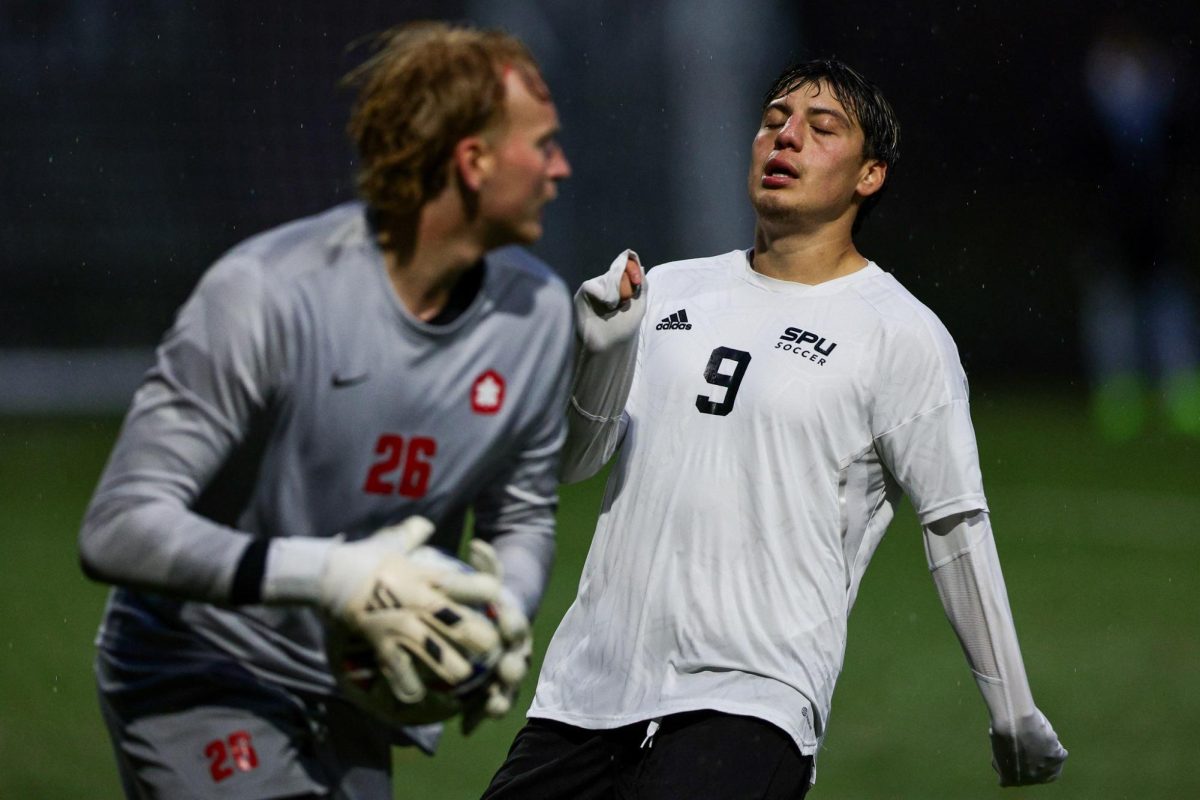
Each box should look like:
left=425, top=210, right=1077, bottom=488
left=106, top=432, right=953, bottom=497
left=656, top=309, right=692, bottom=331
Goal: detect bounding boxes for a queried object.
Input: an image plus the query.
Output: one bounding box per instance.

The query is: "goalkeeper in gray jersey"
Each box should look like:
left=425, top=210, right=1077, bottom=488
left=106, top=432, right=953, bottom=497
left=78, top=23, right=573, bottom=800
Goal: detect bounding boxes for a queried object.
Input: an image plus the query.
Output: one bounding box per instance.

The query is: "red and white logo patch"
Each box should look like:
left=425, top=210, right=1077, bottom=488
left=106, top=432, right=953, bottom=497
left=471, top=369, right=505, bottom=414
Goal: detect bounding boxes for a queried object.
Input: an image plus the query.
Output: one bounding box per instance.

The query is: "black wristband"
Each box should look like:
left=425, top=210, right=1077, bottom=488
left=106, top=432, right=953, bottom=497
left=230, top=538, right=270, bottom=604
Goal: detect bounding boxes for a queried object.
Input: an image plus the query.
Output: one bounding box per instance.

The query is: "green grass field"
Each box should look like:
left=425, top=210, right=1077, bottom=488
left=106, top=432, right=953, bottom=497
left=1, top=387, right=1196, bottom=799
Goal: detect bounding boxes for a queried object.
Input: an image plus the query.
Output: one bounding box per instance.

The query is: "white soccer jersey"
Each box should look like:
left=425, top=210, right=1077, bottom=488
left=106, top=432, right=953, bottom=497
left=530, top=249, right=988, bottom=754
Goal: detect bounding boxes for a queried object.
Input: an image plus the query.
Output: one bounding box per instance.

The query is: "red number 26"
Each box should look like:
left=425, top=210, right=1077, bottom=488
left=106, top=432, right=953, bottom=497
left=363, top=435, right=437, bottom=498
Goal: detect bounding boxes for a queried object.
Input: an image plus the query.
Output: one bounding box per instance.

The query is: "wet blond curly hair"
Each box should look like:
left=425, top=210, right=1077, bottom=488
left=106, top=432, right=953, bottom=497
left=343, top=22, right=548, bottom=230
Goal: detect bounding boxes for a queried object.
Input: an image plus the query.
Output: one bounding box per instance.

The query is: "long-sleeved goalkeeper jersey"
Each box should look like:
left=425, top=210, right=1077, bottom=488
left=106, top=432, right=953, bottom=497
left=81, top=203, right=573, bottom=746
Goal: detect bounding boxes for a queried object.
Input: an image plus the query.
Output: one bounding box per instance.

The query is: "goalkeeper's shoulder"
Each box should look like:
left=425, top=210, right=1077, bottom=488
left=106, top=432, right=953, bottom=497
left=484, top=246, right=574, bottom=363
left=487, top=246, right=573, bottom=310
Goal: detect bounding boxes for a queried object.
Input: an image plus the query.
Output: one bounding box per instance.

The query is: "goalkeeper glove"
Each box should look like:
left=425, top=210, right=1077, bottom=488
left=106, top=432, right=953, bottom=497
left=460, top=539, right=532, bottom=735
left=263, top=517, right=502, bottom=704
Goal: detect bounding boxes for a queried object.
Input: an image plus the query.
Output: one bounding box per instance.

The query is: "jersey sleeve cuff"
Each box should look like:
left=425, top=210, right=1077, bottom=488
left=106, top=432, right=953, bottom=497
left=230, top=538, right=270, bottom=604
left=916, top=494, right=989, bottom=526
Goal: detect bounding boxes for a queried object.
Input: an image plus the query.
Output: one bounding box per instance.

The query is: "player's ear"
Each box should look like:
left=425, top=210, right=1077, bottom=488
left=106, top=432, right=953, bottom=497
left=453, top=135, right=495, bottom=192
left=856, top=159, right=887, bottom=198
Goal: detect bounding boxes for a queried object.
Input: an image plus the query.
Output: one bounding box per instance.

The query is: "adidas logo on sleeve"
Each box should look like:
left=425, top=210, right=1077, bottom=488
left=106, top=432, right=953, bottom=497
left=655, top=309, right=692, bottom=331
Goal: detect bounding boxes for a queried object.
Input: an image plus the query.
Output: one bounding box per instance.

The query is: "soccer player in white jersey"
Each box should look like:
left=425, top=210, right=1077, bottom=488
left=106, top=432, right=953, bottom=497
left=78, top=23, right=573, bottom=800
left=483, top=59, right=1068, bottom=798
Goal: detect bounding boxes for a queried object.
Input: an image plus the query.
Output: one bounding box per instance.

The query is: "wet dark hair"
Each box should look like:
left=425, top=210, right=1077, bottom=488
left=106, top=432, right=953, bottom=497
left=763, top=59, right=900, bottom=229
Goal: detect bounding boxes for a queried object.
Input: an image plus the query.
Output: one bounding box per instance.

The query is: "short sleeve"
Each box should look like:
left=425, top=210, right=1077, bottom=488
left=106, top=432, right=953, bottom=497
left=871, top=310, right=987, bottom=524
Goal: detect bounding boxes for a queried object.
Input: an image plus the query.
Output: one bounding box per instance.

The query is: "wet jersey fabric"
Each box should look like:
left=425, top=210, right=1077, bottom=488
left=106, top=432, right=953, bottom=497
left=86, top=202, right=573, bottom=749
left=530, top=250, right=987, bottom=754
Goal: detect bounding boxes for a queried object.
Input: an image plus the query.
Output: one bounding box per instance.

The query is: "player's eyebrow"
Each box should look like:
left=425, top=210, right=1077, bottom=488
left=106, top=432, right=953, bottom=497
left=806, top=106, right=852, bottom=129
left=765, top=98, right=791, bottom=115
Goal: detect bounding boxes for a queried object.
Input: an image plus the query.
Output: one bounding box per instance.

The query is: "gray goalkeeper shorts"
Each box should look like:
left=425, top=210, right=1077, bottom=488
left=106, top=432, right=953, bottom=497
left=96, top=649, right=397, bottom=800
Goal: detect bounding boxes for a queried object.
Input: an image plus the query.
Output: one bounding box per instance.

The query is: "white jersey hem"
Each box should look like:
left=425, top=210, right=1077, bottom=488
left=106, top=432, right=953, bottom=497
left=528, top=697, right=819, bottom=756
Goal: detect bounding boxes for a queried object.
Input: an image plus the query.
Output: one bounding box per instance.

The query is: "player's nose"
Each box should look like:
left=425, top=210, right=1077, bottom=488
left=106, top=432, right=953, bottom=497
left=549, top=145, right=571, bottom=180
left=775, top=118, right=802, bottom=150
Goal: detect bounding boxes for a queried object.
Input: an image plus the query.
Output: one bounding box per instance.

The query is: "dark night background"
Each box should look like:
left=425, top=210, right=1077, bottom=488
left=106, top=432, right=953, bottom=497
left=2, top=1, right=1197, bottom=399
left=2, top=5, right=1199, bottom=797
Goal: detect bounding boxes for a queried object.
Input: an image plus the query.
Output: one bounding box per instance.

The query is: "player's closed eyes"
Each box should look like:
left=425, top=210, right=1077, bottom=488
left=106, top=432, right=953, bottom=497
left=762, top=110, right=788, bottom=129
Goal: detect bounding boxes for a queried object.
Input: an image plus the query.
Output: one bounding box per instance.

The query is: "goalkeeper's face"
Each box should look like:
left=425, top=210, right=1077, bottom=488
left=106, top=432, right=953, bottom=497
left=473, top=70, right=572, bottom=248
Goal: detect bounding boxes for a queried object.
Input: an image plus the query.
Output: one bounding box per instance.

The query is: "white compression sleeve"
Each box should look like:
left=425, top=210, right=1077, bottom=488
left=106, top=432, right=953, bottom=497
left=923, top=510, right=1035, bottom=733
left=925, top=511, right=1068, bottom=784
left=560, top=250, right=647, bottom=484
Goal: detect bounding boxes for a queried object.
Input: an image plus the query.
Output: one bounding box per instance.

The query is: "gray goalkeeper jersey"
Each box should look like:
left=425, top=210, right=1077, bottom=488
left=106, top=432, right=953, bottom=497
left=83, top=203, right=572, bottom=715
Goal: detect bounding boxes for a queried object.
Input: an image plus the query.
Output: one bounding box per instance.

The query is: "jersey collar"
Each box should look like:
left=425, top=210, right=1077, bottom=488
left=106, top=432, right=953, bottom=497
left=735, top=249, right=882, bottom=296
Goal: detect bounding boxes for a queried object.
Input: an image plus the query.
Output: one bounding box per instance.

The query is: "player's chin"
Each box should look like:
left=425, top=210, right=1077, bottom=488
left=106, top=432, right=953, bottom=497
left=485, top=220, right=541, bottom=250
left=750, top=191, right=798, bottom=220
left=510, top=218, right=544, bottom=245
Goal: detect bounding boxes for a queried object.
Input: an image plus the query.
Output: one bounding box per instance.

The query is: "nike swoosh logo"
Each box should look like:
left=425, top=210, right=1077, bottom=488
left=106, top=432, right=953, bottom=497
left=332, top=371, right=370, bottom=388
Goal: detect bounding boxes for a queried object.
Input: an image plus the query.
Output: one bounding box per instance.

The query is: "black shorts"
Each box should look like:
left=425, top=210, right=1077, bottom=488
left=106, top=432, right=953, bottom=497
left=482, top=711, right=813, bottom=799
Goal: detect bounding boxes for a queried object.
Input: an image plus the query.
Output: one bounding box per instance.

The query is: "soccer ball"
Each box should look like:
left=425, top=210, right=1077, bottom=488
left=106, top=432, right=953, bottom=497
left=325, top=546, right=501, bottom=726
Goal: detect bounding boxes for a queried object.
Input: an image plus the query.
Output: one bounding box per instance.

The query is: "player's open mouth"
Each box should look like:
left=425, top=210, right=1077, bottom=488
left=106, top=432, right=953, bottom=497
left=762, top=156, right=798, bottom=188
